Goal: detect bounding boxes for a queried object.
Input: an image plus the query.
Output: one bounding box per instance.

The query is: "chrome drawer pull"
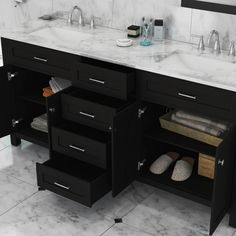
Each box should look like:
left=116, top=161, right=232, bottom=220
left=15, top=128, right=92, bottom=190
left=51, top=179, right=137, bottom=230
left=79, top=111, right=95, bottom=119
left=69, top=145, right=85, bottom=152
left=178, top=92, right=197, bottom=100
left=89, top=78, right=105, bottom=84
left=33, top=56, right=48, bottom=62
left=54, top=182, right=70, bottom=190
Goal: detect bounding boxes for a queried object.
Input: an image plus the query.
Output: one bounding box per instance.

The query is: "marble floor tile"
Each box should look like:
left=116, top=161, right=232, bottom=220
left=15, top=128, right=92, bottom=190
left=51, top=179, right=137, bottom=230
left=123, top=189, right=211, bottom=235
left=0, top=191, right=113, bottom=236
left=102, top=223, right=153, bottom=236
left=0, top=141, right=49, bottom=186
left=0, top=135, right=11, bottom=151
left=0, top=172, right=37, bottom=215
left=92, top=181, right=156, bottom=220
left=213, top=215, right=236, bottom=236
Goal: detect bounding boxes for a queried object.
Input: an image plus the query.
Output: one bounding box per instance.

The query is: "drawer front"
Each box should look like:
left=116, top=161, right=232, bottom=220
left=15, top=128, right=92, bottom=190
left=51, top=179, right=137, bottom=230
left=138, top=71, right=236, bottom=121
left=36, top=161, right=110, bottom=207
left=61, top=94, right=115, bottom=131
left=2, top=38, right=75, bottom=78
left=52, top=127, right=108, bottom=169
left=36, top=163, right=92, bottom=206
left=73, top=62, right=135, bottom=100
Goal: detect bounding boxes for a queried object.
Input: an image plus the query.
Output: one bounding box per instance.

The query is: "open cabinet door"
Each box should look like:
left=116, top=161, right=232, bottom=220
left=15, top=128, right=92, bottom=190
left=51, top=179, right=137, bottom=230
left=112, top=102, right=142, bottom=197
left=0, top=66, right=12, bottom=138
left=210, top=127, right=236, bottom=235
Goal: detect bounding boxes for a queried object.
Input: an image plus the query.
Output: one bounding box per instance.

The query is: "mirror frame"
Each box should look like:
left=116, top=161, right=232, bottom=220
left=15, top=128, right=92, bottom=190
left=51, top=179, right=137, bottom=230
left=182, top=0, right=236, bottom=15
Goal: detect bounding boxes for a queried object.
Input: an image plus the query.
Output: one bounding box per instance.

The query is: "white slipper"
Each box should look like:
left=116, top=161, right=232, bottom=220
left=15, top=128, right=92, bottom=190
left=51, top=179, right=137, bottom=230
left=150, top=152, right=180, bottom=175
left=171, top=157, right=195, bottom=182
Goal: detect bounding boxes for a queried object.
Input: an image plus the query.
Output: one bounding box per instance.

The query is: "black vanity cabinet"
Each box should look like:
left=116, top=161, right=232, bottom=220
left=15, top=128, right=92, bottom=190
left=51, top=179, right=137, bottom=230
left=2, top=37, right=236, bottom=235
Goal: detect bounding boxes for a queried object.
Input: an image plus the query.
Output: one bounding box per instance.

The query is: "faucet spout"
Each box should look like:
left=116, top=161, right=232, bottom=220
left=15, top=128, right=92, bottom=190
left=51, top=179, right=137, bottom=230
left=208, top=30, right=221, bottom=55
left=68, top=5, right=85, bottom=26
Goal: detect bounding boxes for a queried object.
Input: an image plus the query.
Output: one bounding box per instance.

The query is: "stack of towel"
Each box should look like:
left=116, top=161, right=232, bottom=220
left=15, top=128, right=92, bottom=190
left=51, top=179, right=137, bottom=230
left=49, top=77, right=72, bottom=93
left=31, top=114, right=48, bottom=133
left=171, top=110, right=228, bottom=137
left=43, top=77, right=72, bottom=97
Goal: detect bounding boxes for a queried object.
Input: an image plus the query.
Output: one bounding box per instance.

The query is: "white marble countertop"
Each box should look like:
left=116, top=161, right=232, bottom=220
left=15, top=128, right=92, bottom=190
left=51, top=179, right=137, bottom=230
left=1, top=19, right=236, bottom=92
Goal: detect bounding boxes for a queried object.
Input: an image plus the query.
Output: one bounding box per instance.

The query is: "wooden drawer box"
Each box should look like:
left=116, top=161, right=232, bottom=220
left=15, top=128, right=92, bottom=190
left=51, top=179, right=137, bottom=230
left=159, top=112, right=223, bottom=147
left=36, top=157, right=110, bottom=207
left=198, top=153, right=215, bottom=179
left=73, top=60, right=135, bottom=100
left=51, top=123, right=110, bottom=169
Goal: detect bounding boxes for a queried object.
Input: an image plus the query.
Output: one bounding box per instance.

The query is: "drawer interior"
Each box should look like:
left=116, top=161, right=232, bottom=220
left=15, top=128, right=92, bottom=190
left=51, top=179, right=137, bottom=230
left=53, top=121, right=111, bottom=143
left=42, top=156, right=108, bottom=182
left=63, top=87, right=133, bottom=111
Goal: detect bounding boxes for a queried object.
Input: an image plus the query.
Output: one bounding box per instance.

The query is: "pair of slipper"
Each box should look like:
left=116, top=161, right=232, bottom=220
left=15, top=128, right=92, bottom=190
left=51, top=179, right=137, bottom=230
left=150, top=152, right=194, bottom=182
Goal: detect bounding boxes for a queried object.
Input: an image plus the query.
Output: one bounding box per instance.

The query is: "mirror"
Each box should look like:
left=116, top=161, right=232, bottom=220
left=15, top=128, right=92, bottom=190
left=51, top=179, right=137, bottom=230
left=182, top=0, right=236, bottom=15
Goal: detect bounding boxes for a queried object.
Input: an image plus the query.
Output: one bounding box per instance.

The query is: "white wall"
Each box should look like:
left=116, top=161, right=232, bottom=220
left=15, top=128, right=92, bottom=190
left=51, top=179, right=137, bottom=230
left=1, top=0, right=236, bottom=50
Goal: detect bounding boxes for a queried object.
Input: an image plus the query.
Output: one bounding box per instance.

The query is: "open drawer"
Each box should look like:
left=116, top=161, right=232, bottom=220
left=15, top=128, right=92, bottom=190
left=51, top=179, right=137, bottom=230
left=61, top=88, right=132, bottom=131
left=36, top=157, right=110, bottom=207
left=51, top=122, right=110, bottom=169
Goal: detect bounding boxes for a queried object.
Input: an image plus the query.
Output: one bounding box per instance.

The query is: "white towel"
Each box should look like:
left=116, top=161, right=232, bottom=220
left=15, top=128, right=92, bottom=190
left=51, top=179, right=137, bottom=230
left=175, top=110, right=227, bottom=131
left=171, top=114, right=222, bottom=137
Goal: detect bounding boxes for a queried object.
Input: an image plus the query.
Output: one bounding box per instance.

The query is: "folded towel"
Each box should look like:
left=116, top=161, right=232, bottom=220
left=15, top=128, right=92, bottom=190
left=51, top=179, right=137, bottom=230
left=171, top=114, right=222, bottom=137
left=31, top=114, right=48, bottom=133
left=175, top=110, right=227, bottom=132
left=31, top=123, right=48, bottom=133
left=49, top=77, right=72, bottom=93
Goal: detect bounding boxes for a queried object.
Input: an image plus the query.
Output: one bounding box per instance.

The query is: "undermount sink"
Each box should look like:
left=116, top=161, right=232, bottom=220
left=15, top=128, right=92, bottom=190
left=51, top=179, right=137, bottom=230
left=158, top=50, right=236, bottom=80
left=30, top=27, right=92, bottom=43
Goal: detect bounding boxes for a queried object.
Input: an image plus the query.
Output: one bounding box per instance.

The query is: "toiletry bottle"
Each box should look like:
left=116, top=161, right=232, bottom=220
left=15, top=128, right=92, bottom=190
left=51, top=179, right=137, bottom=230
left=154, top=19, right=164, bottom=41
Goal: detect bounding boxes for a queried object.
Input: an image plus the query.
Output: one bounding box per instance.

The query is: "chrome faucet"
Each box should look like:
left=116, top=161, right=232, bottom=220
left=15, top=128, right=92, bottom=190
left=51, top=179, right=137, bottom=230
left=207, top=30, right=221, bottom=55
left=68, top=6, right=85, bottom=26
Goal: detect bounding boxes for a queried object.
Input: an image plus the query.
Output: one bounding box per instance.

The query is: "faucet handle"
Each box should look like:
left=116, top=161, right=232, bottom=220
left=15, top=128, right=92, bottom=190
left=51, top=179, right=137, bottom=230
left=198, top=35, right=205, bottom=52
left=191, top=34, right=205, bottom=52
left=229, top=41, right=236, bottom=57
left=90, top=16, right=95, bottom=29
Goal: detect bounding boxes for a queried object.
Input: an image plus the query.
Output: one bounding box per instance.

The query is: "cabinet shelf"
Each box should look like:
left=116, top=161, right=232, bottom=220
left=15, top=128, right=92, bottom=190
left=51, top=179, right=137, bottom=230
left=145, top=128, right=217, bottom=157
left=20, top=91, right=46, bottom=106
left=138, top=163, right=213, bottom=206
left=14, top=127, right=48, bottom=148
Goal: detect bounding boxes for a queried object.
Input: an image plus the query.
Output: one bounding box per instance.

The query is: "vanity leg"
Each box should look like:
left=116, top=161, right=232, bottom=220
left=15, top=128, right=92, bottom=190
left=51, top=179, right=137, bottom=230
left=10, top=134, right=21, bottom=146
left=38, top=187, right=45, bottom=191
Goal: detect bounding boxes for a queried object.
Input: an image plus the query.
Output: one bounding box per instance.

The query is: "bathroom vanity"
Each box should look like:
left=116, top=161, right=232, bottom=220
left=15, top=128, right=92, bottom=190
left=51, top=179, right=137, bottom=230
left=1, top=23, right=236, bottom=235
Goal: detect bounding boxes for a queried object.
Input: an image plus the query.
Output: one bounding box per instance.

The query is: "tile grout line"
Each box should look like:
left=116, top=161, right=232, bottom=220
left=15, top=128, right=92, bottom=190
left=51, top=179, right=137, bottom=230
left=121, top=187, right=157, bottom=219
left=99, top=223, right=116, bottom=236
left=0, top=191, right=38, bottom=217
left=2, top=172, right=37, bottom=187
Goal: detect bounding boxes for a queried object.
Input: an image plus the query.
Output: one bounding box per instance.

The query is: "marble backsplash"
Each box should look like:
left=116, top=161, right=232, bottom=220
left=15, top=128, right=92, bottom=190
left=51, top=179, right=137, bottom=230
left=1, top=0, right=236, bottom=50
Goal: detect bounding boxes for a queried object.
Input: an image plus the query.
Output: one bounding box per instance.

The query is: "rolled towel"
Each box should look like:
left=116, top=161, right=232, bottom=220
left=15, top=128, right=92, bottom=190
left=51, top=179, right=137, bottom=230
left=150, top=152, right=180, bottom=175
left=171, top=157, right=195, bottom=182
left=171, top=114, right=222, bottom=137
left=175, top=110, right=227, bottom=132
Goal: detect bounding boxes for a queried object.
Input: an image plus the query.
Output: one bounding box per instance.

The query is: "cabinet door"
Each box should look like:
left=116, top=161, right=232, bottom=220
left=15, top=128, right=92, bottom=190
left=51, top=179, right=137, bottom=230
left=46, top=91, right=62, bottom=154
left=210, top=128, right=236, bottom=235
left=0, top=66, right=12, bottom=138
left=112, top=102, right=142, bottom=197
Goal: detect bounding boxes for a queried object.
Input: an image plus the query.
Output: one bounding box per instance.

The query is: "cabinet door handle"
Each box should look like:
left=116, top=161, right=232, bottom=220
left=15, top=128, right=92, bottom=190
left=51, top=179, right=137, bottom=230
left=89, top=78, right=105, bottom=84
left=218, top=159, right=224, bottom=166
left=69, top=145, right=85, bottom=152
left=33, top=56, right=48, bottom=62
left=178, top=93, right=197, bottom=100
left=79, top=111, right=95, bottom=119
left=54, top=182, right=70, bottom=190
